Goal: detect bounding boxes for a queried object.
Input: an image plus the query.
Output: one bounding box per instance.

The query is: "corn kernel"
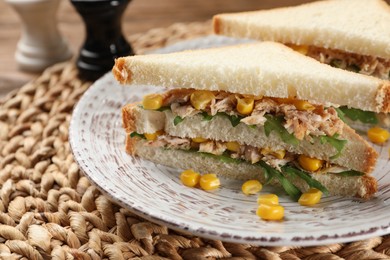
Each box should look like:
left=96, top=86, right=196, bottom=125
left=142, top=94, right=163, bottom=110
left=190, top=90, right=215, bottom=110
left=256, top=203, right=284, bottom=221
left=298, top=188, right=322, bottom=206
left=289, top=44, right=309, bottom=55
left=273, top=97, right=295, bottom=104
left=199, top=174, right=220, bottom=191
left=144, top=130, right=164, bottom=141
left=192, top=137, right=208, bottom=143
left=257, top=194, right=279, bottom=205
left=272, top=150, right=286, bottom=159
left=367, top=127, right=390, bottom=144
left=298, top=154, right=324, bottom=172
left=226, top=141, right=240, bottom=153
left=241, top=180, right=262, bottom=195
left=260, top=148, right=285, bottom=159
left=236, top=97, right=254, bottom=115
left=260, top=147, right=272, bottom=155
left=293, top=100, right=315, bottom=111
left=180, top=169, right=201, bottom=188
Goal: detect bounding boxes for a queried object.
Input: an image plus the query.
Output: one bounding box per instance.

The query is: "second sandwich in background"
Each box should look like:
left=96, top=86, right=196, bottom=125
left=112, top=42, right=385, bottom=200
left=213, top=0, right=390, bottom=126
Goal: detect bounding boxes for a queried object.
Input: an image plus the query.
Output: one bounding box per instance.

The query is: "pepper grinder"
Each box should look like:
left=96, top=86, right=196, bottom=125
left=5, top=0, right=72, bottom=72
left=70, top=0, right=134, bottom=81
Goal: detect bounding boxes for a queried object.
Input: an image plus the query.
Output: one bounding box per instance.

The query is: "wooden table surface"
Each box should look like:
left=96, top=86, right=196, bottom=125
left=1, top=0, right=389, bottom=96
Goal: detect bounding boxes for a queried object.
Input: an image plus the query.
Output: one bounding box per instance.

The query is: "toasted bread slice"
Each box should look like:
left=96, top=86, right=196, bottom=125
left=213, top=0, right=390, bottom=60
left=113, top=42, right=390, bottom=113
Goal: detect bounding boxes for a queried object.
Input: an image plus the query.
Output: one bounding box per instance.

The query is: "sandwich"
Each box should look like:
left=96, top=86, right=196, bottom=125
left=112, top=42, right=383, bottom=200
left=213, top=0, right=390, bottom=126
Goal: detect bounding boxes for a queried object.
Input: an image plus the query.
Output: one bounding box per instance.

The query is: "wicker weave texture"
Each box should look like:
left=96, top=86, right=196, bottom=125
left=0, top=21, right=390, bottom=260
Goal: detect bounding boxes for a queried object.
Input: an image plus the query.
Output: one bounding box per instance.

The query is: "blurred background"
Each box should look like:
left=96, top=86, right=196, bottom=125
left=1, top=0, right=389, bottom=95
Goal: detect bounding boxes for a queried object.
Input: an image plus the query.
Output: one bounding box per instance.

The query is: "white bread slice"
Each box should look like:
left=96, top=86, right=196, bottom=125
left=122, top=104, right=378, bottom=174
left=113, top=42, right=390, bottom=113
left=213, top=0, right=390, bottom=60
left=126, top=135, right=377, bottom=199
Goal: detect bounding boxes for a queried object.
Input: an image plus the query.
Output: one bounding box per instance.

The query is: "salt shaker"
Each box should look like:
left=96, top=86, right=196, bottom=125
left=5, top=0, right=72, bottom=72
left=70, top=0, right=134, bottom=81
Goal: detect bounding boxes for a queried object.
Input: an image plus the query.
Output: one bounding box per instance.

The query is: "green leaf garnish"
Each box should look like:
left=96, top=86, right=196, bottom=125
left=282, top=166, right=329, bottom=195
left=333, top=170, right=364, bottom=177
left=216, top=112, right=243, bottom=127
left=320, top=134, right=347, bottom=159
left=201, top=112, right=214, bottom=121
left=339, top=107, right=378, bottom=124
left=264, top=115, right=299, bottom=146
left=156, top=106, right=170, bottom=112
left=129, top=132, right=146, bottom=139
left=330, top=59, right=342, bottom=68
left=198, top=152, right=241, bottom=164
left=334, top=107, right=347, bottom=123
left=173, top=116, right=184, bottom=126
left=258, top=161, right=302, bottom=201
left=228, top=115, right=242, bottom=127
left=346, top=64, right=360, bottom=73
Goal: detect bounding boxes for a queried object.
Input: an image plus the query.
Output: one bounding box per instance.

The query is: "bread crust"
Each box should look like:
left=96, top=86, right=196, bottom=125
left=377, top=82, right=390, bottom=113
left=122, top=103, right=139, bottom=133
left=112, top=58, right=131, bottom=84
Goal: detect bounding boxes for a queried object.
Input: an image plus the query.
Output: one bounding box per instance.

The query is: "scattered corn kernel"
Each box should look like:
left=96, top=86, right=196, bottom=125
left=298, top=188, right=322, bottom=206
left=236, top=97, right=255, bottom=115
left=367, top=127, right=390, bottom=144
left=226, top=141, right=240, bottom=152
left=144, top=130, right=164, bottom=141
left=293, top=100, right=315, bottom=111
left=190, top=90, right=215, bottom=110
left=257, top=194, right=279, bottom=205
left=142, top=94, right=163, bottom=110
left=180, top=169, right=201, bottom=188
left=289, top=44, right=309, bottom=55
left=298, top=154, right=324, bottom=172
left=256, top=203, right=284, bottom=221
left=241, top=180, right=262, bottom=195
left=199, top=174, right=220, bottom=191
left=192, top=137, right=208, bottom=143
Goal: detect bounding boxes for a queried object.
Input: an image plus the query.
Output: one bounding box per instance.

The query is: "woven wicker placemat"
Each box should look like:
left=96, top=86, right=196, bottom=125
left=0, top=20, right=389, bottom=260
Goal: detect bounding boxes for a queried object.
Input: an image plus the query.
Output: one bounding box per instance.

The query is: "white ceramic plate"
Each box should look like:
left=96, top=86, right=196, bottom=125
left=69, top=36, right=390, bottom=246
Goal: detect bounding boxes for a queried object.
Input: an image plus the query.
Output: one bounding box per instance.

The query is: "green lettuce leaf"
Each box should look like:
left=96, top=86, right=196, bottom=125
left=198, top=152, right=241, bottom=164
left=264, top=115, right=299, bottom=146
left=129, top=132, right=146, bottom=139
left=320, top=134, right=347, bottom=159
left=258, top=161, right=302, bottom=201
left=334, top=107, right=347, bottom=123
left=173, top=116, right=184, bottom=126
left=338, top=107, right=378, bottom=124
left=156, top=106, right=170, bottom=112
left=282, top=166, right=329, bottom=195
left=333, top=170, right=364, bottom=177
left=201, top=112, right=213, bottom=121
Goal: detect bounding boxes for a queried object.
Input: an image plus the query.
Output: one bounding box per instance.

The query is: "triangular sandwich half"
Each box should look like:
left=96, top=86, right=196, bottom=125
left=213, top=0, right=390, bottom=126
left=113, top=42, right=380, bottom=200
